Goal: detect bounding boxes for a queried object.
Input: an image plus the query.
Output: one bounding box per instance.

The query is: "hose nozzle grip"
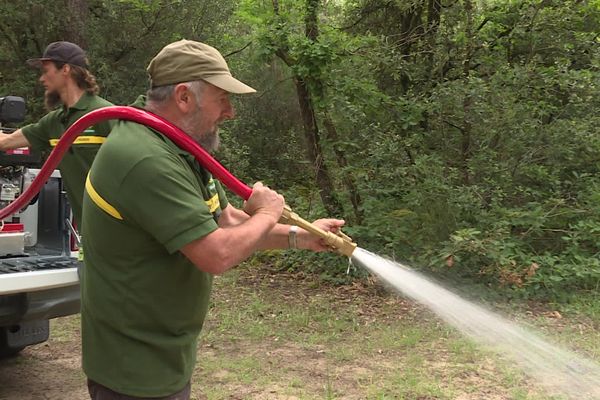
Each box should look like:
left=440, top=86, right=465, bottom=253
left=280, top=206, right=357, bottom=257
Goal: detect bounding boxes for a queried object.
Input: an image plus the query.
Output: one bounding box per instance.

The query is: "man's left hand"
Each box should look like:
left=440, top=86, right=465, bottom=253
left=297, top=218, right=346, bottom=252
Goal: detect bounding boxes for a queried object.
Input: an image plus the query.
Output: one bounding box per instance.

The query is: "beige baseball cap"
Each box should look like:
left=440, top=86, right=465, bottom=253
left=147, top=40, right=256, bottom=94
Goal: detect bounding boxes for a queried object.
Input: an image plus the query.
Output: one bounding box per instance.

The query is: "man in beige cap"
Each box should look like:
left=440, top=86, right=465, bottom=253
left=80, top=40, right=344, bottom=399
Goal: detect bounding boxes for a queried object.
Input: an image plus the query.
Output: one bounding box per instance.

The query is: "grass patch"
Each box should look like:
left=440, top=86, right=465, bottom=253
left=13, top=263, right=596, bottom=399
left=49, top=314, right=80, bottom=342
left=191, top=264, right=595, bottom=399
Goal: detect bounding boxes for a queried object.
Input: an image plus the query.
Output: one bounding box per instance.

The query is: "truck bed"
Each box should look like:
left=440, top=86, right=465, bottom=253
left=0, top=256, right=80, bottom=295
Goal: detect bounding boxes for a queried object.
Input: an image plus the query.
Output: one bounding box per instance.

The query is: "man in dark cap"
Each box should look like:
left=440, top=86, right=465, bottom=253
left=0, top=41, right=114, bottom=225
left=81, top=39, right=345, bottom=399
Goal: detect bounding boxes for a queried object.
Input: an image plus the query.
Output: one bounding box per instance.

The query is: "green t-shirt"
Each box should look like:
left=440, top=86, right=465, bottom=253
left=81, top=97, right=228, bottom=397
left=21, top=92, right=114, bottom=224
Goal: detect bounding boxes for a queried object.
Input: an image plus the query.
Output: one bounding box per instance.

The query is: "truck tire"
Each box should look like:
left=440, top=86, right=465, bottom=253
left=0, top=343, right=24, bottom=358
left=0, top=321, right=49, bottom=358
left=0, top=327, right=24, bottom=358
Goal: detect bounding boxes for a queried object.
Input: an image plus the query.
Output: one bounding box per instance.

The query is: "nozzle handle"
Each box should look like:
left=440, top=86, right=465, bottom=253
left=280, top=206, right=357, bottom=257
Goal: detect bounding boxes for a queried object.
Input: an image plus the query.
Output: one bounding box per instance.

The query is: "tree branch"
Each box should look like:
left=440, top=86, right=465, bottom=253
left=275, top=49, right=294, bottom=67
left=443, top=119, right=465, bottom=132
left=224, top=41, right=253, bottom=58
left=339, top=0, right=395, bottom=31
left=477, top=17, right=490, bottom=32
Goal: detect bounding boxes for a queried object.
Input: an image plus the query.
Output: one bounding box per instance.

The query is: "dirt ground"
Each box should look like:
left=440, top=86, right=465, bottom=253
left=0, top=320, right=86, bottom=399
left=0, top=263, right=592, bottom=400
left=0, top=268, right=401, bottom=400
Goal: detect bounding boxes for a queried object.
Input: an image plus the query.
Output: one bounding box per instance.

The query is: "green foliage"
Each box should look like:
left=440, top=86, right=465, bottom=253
left=323, top=0, right=600, bottom=299
left=0, top=0, right=236, bottom=116
left=1, top=0, right=599, bottom=299
left=227, top=0, right=600, bottom=300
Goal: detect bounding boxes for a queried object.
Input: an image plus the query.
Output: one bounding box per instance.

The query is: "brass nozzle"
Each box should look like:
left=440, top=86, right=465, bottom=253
left=280, top=206, right=357, bottom=257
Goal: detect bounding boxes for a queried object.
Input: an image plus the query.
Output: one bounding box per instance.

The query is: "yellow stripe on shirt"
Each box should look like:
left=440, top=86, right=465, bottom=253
left=85, top=174, right=123, bottom=220
left=49, top=136, right=107, bottom=147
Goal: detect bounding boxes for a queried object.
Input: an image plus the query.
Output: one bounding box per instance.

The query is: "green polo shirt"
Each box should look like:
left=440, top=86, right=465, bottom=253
left=81, top=96, right=228, bottom=397
left=21, top=92, right=114, bottom=224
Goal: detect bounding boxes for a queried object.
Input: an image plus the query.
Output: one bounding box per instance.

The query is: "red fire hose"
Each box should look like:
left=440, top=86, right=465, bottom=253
left=0, top=106, right=252, bottom=220
left=0, top=106, right=357, bottom=256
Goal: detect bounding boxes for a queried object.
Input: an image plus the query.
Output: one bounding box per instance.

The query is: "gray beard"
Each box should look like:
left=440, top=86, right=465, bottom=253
left=180, top=112, right=220, bottom=152
left=197, top=131, right=220, bottom=153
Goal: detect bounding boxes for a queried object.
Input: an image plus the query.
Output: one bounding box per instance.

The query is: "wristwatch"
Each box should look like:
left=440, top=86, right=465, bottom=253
left=288, top=225, right=298, bottom=249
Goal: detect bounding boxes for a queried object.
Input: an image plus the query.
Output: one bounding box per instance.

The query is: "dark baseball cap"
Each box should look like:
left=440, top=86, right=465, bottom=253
left=147, top=40, right=255, bottom=94
left=27, top=41, right=88, bottom=69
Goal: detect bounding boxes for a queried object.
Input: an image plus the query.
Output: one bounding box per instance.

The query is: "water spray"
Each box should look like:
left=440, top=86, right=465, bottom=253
left=2, top=106, right=598, bottom=399
left=352, top=249, right=600, bottom=399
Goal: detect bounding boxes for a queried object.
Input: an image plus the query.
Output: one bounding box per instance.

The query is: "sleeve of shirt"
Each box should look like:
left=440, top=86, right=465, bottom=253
left=20, top=112, right=56, bottom=152
left=117, top=154, right=219, bottom=254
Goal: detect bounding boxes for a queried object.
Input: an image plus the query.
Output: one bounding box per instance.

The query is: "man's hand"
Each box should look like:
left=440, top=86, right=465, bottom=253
left=0, top=128, right=30, bottom=151
left=297, top=218, right=346, bottom=252
left=243, top=182, right=285, bottom=223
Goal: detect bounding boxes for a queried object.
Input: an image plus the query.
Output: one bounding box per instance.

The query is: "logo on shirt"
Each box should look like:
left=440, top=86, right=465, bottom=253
left=205, top=178, right=220, bottom=213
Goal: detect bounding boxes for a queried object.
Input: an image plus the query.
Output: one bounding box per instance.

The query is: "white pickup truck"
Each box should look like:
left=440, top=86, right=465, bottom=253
left=0, top=96, right=80, bottom=357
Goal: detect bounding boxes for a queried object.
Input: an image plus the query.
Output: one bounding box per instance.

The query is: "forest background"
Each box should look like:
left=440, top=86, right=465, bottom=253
left=0, top=0, right=598, bottom=300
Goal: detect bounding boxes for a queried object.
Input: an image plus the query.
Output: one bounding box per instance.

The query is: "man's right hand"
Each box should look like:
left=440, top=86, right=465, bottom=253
left=0, top=128, right=30, bottom=151
left=243, top=182, right=285, bottom=222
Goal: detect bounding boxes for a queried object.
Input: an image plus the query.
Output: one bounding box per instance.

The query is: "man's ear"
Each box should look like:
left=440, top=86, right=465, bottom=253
left=173, top=84, right=193, bottom=113
left=61, top=64, right=71, bottom=76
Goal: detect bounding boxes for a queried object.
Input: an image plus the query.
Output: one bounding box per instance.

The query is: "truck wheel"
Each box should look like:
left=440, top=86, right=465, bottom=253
left=0, top=343, right=24, bottom=358
left=0, top=324, right=37, bottom=359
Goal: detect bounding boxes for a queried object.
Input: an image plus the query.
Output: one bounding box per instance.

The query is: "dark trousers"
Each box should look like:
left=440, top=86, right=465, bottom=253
left=87, top=379, right=191, bottom=400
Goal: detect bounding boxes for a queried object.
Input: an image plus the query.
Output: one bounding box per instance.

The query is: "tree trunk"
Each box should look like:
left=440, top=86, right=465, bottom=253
left=305, top=0, right=319, bottom=40
left=427, top=0, right=441, bottom=30
left=399, top=3, right=424, bottom=92
left=461, top=0, right=473, bottom=185
left=64, top=0, right=88, bottom=47
left=426, top=0, right=442, bottom=79
left=323, top=112, right=363, bottom=223
left=271, top=0, right=344, bottom=216
left=294, top=79, right=344, bottom=216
